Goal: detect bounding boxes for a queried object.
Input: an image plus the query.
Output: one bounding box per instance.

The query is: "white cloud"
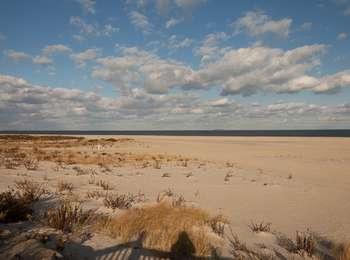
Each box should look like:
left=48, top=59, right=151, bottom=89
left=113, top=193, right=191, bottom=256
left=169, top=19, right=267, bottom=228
left=70, top=48, right=100, bottom=67
left=233, top=10, right=292, bottom=38
left=76, top=0, right=96, bottom=15
left=337, top=32, right=348, bottom=40
left=42, top=44, right=72, bottom=56
left=194, top=32, right=229, bottom=63
left=4, top=50, right=31, bottom=61
left=92, top=47, right=193, bottom=94
left=1, top=74, right=350, bottom=129
left=92, top=43, right=350, bottom=96
left=102, top=24, right=119, bottom=36
left=32, top=55, right=53, bottom=66
left=167, top=35, right=193, bottom=49
left=128, top=11, right=152, bottom=34
left=70, top=16, right=118, bottom=38
left=174, top=0, right=207, bottom=9
left=155, top=0, right=171, bottom=15
left=165, top=17, right=183, bottom=29
left=0, top=33, right=6, bottom=41
left=300, top=22, right=312, bottom=31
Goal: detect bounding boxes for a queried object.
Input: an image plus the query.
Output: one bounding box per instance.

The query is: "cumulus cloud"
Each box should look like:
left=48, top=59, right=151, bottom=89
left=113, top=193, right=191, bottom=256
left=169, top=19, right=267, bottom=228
left=167, top=35, right=193, bottom=49
left=76, top=0, right=96, bottom=14
left=233, top=10, right=292, bottom=38
left=0, top=33, right=6, bottom=41
left=300, top=22, right=312, bottom=31
left=128, top=11, right=152, bottom=34
left=4, top=50, right=31, bottom=61
left=70, top=48, right=100, bottom=67
left=32, top=55, right=53, bottom=66
left=194, top=32, right=229, bottom=63
left=70, top=16, right=118, bottom=39
left=92, top=47, right=193, bottom=94
left=337, top=32, right=348, bottom=40
left=42, top=44, right=72, bottom=56
left=165, top=17, right=183, bottom=28
left=92, top=43, right=350, bottom=96
left=1, top=74, right=349, bottom=129
left=174, top=0, right=207, bottom=10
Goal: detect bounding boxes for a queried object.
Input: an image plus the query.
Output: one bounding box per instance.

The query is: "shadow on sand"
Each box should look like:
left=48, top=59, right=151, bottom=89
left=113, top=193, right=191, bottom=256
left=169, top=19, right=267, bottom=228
left=66, top=231, right=232, bottom=260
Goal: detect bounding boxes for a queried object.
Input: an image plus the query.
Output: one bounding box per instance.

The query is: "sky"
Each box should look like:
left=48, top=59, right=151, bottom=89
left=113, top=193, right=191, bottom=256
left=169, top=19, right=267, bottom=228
left=0, top=0, right=350, bottom=130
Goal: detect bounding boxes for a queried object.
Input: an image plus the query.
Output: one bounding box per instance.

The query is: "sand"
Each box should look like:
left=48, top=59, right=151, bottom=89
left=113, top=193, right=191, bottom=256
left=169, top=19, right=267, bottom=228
left=0, top=135, right=349, bottom=259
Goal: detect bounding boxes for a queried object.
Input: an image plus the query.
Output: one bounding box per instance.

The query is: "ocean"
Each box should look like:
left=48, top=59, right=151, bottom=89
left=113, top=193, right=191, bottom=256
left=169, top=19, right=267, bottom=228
left=1, top=129, right=350, bottom=137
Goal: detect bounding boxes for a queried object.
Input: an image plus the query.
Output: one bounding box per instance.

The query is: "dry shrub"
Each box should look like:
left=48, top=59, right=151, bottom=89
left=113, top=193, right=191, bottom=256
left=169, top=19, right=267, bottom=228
left=15, top=179, right=47, bottom=202
left=96, top=180, right=112, bottom=190
left=86, top=190, right=105, bottom=199
left=295, top=230, right=315, bottom=257
left=156, top=189, right=185, bottom=207
left=57, top=180, right=74, bottom=193
left=99, top=203, right=223, bottom=256
left=4, top=158, right=19, bottom=169
left=227, top=229, right=274, bottom=259
left=339, top=243, right=350, bottom=260
left=45, top=200, right=92, bottom=232
left=0, top=190, right=32, bottom=222
left=103, top=193, right=137, bottom=210
left=249, top=221, right=271, bottom=233
left=23, top=157, right=39, bottom=170
left=153, top=159, right=161, bottom=169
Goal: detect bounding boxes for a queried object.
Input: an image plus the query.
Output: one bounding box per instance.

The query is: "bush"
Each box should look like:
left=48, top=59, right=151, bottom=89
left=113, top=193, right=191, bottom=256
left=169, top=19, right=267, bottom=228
left=98, top=203, right=223, bottom=256
left=45, top=200, right=92, bottom=232
left=103, top=193, right=136, bottom=210
left=0, top=190, right=32, bottom=222
left=15, top=179, right=47, bottom=202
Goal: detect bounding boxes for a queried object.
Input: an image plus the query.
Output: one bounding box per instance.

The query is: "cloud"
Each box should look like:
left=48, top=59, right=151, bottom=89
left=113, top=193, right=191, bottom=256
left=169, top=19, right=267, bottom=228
left=300, top=22, right=312, bottom=31
left=128, top=11, right=152, bottom=34
left=0, top=33, right=6, bottom=41
left=167, top=35, right=193, bottom=49
left=92, top=47, right=193, bottom=95
left=93, top=43, right=350, bottom=96
left=32, top=55, right=53, bottom=66
left=165, top=17, right=183, bottom=28
left=4, top=50, right=31, bottom=61
left=70, top=16, right=118, bottom=38
left=337, top=32, right=348, bottom=40
left=70, top=48, right=100, bottom=67
left=1, top=74, right=350, bottom=129
left=194, top=32, right=229, bottom=63
left=42, top=44, right=72, bottom=56
left=76, top=0, right=96, bottom=14
left=174, top=0, right=207, bottom=10
left=233, top=10, right=292, bottom=38
left=155, top=0, right=171, bottom=15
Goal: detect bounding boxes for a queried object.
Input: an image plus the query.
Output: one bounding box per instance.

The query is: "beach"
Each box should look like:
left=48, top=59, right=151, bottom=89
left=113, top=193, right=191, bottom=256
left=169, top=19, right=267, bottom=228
left=0, top=135, right=349, bottom=259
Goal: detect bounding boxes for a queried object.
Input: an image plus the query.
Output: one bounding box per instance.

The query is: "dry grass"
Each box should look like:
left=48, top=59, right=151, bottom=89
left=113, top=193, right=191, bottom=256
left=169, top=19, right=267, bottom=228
left=86, top=190, right=106, bottom=199
left=339, top=243, right=350, bottom=260
left=295, top=230, right=315, bottom=257
left=227, top=229, right=274, bottom=259
left=0, top=190, right=32, bottom=222
left=45, top=199, right=92, bottom=232
left=23, top=157, right=39, bottom=170
left=103, top=193, right=137, bottom=210
left=95, top=180, right=113, bottom=190
left=15, top=179, right=47, bottom=202
left=98, top=202, right=223, bottom=256
left=249, top=221, right=271, bottom=233
left=57, top=180, right=74, bottom=193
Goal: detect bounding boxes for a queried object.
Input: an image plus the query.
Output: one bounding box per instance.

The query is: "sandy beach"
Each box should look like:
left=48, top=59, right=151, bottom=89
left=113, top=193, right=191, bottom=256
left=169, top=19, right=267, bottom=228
left=0, top=135, right=350, bottom=259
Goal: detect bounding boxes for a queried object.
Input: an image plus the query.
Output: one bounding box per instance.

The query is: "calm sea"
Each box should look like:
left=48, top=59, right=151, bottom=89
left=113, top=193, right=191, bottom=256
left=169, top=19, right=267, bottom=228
left=1, top=130, right=350, bottom=137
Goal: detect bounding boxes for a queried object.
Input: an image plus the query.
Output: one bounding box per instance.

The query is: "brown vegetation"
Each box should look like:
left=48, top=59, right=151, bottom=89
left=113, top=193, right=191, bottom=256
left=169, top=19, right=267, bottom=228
left=98, top=202, right=223, bottom=256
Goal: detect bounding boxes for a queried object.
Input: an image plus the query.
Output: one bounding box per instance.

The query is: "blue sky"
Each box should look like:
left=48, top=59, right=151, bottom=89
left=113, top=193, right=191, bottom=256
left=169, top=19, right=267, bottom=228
left=0, top=0, right=350, bottom=130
